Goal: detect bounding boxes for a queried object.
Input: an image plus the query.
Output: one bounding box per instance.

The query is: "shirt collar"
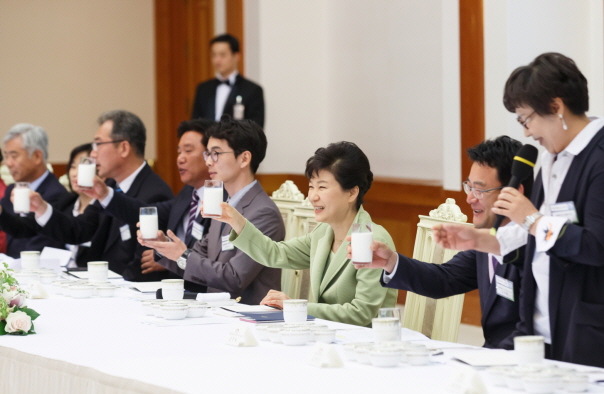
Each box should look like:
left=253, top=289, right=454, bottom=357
left=216, top=71, right=238, bottom=85
left=29, top=170, right=50, bottom=192
left=117, top=162, right=146, bottom=194
left=561, top=116, right=604, bottom=156
left=227, top=180, right=257, bottom=209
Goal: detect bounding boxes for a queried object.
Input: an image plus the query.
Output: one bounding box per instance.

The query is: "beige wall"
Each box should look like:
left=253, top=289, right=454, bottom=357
left=0, top=0, right=155, bottom=164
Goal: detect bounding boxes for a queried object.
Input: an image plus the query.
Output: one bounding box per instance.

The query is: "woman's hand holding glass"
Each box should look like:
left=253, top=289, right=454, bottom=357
left=345, top=237, right=398, bottom=273
left=201, top=202, right=247, bottom=234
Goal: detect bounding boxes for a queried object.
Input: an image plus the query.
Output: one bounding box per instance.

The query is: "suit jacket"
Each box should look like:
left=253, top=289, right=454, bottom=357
left=0, top=172, right=69, bottom=258
left=104, top=185, right=214, bottom=291
left=38, top=164, right=174, bottom=281
left=191, top=74, right=265, bottom=127
left=518, top=125, right=604, bottom=368
left=231, top=206, right=398, bottom=327
left=159, top=181, right=283, bottom=304
left=382, top=249, right=523, bottom=349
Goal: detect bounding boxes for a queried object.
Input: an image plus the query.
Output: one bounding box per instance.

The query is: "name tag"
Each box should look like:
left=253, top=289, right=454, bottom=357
left=192, top=221, right=204, bottom=240
left=495, top=275, right=514, bottom=302
left=550, top=201, right=578, bottom=223
left=222, top=235, right=235, bottom=251
left=120, top=224, right=132, bottom=241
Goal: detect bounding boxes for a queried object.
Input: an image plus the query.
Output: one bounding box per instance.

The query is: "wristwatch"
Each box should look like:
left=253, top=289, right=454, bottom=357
left=176, top=249, right=192, bottom=270
left=522, top=212, right=544, bottom=232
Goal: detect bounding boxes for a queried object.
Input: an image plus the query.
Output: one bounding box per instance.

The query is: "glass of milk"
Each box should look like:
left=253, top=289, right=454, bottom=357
left=139, top=207, right=159, bottom=240
left=77, top=157, right=96, bottom=189
left=351, top=223, right=373, bottom=264
left=13, top=182, right=30, bottom=214
left=203, top=180, right=223, bottom=218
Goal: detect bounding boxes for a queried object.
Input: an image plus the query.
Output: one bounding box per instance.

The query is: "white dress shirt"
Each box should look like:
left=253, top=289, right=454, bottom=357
left=215, top=71, right=238, bottom=121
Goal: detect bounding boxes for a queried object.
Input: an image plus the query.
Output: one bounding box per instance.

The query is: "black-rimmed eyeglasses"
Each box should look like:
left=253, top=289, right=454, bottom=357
left=92, top=140, right=125, bottom=151
left=517, top=110, right=536, bottom=130
left=202, top=150, right=234, bottom=162
left=462, top=181, right=503, bottom=199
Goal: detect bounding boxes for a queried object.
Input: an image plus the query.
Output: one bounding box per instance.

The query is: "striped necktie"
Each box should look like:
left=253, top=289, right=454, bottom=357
left=185, top=190, right=200, bottom=238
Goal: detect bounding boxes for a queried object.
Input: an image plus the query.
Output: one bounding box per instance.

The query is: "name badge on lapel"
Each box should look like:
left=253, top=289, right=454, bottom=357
left=222, top=235, right=235, bottom=251
left=192, top=221, right=204, bottom=240
left=120, top=224, right=132, bottom=241
left=550, top=201, right=578, bottom=223
left=495, top=275, right=514, bottom=302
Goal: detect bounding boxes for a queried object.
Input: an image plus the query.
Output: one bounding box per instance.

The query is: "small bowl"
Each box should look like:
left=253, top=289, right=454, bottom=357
left=96, top=285, right=117, bottom=297
left=313, top=329, right=336, bottom=344
left=52, top=280, right=68, bottom=295
left=187, top=303, right=208, bottom=318
left=141, top=300, right=155, bottom=316
left=17, top=271, right=40, bottom=285
left=355, top=346, right=372, bottom=365
left=487, top=367, right=511, bottom=387
left=505, top=369, right=525, bottom=391
left=370, top=348, right=402, bottom=367
left=268, top=326, right=283, bottom=343
left=343, top=342, right=372, bottom=362
left=70, top=285, right=94, bottom=299
left=255, top=324, right=271, bottom=341
left=563, top=374, right=589, bottom=392
left=161, top=305, right=188, bottom=320
left=39, top=272, right=57, bottom=284
left=151, top=303, right=165, bottom=318
left=280, top=328, right=311, bottom=346
left=406, top=350, right=430, bottom=366
left=522, top=373, right=558, bottom=394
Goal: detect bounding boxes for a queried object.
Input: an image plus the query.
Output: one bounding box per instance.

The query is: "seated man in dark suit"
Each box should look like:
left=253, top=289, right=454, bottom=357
left=0, top=123, right=69, bottom=257
left=30, top=110, right=174, bottom=281
left=82, top=119, right=218, bottom=291
left=140, top=115, right=284, bottom=304
left=352, top=136, right=531, bottom=349
left=191, top=34, right=265, bottom=127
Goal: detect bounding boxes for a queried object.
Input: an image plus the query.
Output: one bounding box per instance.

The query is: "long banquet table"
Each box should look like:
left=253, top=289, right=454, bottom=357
left=2, top=283, right=604, bottom=394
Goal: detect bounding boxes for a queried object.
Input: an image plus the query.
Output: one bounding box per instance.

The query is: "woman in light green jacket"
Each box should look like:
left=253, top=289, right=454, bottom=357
left=212, top=141, right=397, bottom=326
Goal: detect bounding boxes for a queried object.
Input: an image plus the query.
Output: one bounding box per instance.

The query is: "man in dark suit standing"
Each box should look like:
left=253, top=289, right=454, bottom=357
left=31, top=110, right=173, bottom=281
left=353, top=136, right=531, bottom=349
left=0, top=123, right=69, bottom=257
left=140, top=115, right=284, bottom=304
left=84, top=119, right=216, bottom=291
left=191, top=34, right=265, bottom=127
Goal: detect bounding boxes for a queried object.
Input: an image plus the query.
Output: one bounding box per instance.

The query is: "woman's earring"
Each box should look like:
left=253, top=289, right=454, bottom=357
left=559, top=114, right=568, bottom=130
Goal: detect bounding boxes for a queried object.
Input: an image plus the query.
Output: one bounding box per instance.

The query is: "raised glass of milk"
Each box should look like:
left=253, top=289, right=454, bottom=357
left=139, top=207, right=159, bottom=240
left=13, top=182, right=30, bottom=214
left=203, top=180, right=223, bottom=218
left=351, top=223, right=373, bottom=264
left=77, top=156, right=96, bottom=189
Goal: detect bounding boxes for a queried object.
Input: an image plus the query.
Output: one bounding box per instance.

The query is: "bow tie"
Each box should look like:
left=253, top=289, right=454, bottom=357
left=217, top=79, right=231, bottom=86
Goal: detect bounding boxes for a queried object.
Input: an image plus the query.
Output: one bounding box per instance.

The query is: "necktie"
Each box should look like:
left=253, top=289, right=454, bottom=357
left=185, top=190, right=200, bottom=238
left=217, top=79, right=230, bottom=86
left=491, top=256, right=498, bottom=282
left=115, top=187, right=123, bottom=193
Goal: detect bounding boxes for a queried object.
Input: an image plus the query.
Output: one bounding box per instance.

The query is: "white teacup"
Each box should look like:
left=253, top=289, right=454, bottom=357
left=162, top=279, right=184, bottom=300
left=87, top=261, right=109, bottom=282
left=282, top=299, right=308, bottom=324
left=351, top=223, right=373, bottom=264
left=514, top=335, right=544, bottom=365
left=372, top=317, right=401, bottom=343
left=20, top=251, right=40, bottom=270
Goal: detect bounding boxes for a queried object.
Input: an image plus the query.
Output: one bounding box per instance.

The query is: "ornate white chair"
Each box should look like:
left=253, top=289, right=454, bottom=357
left=286, top=198, right=317, bottom=299
left=270, top=181, right=306, bottom=299
left=402, top=198, right=473, bottom=342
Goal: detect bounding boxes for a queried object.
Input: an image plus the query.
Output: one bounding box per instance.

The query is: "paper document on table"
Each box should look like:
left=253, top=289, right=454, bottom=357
left=41, top=247, right=72, bottom=268
left=451, top=349, right=517, bottom=367
left=222, top=304, right=279, bottom=313
left=129, top=282, right=163, bottom=293
left=68, top=270, right=123, bottom=280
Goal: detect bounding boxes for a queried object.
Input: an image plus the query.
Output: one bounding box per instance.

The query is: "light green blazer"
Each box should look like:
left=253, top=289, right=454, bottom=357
left=230, top=206, right=398, bottom=326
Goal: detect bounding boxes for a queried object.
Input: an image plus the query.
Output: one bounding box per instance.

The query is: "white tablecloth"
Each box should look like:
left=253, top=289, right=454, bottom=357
left=2, top=287, right=604, bottom=394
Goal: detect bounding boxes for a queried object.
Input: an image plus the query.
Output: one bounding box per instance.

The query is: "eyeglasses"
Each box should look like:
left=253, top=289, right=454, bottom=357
left=202, top=150, right=234, bottom=162
left=516, top=110, right=536, bottom=130
left=462, top=181, right=503, bottom=199
left=92, top=140, right=125, bottom=151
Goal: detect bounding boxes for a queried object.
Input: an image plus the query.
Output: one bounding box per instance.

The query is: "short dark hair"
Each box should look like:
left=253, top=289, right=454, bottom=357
left=202, top=115, right=266, bottom=174
left=97, top=110, right=146, bottom=158
left=503, top=52, right=589, bottom=116
left=177, top=119, right=216, bottom=139
left=304, top=141, right=373, bottom=211
left=67, top=143, right=93, bottom=190
left=467, top=136, right=533, bottom=197
left=210, top=34, right=240, bottom=54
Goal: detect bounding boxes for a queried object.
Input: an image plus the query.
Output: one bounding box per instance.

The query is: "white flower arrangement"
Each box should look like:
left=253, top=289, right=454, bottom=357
left=0, top=263, right=39, bottom=335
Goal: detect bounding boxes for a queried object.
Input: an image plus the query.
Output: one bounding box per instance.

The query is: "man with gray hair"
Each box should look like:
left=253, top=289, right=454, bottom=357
left=0, top=123, right=68, bottom=257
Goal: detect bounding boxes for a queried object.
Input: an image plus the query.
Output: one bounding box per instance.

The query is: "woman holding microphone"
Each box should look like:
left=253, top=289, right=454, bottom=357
left=433, top=52, right=604, bottom=368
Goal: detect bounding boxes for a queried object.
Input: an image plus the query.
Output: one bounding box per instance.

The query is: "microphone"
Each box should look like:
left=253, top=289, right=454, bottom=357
left=489, top=144, right=538, bottom=235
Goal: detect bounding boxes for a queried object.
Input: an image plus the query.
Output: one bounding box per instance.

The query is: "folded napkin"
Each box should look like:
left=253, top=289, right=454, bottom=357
left=196, top=292, right=230, bottom=303
left=26, top=281, right=48, bottom=299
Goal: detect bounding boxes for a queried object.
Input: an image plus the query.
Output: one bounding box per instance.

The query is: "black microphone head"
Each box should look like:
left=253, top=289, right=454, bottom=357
left=511, top=144, right=538, bottom=180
